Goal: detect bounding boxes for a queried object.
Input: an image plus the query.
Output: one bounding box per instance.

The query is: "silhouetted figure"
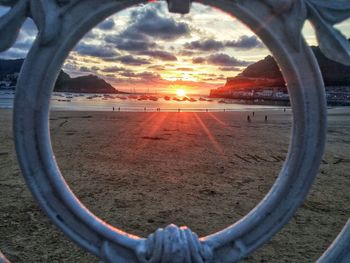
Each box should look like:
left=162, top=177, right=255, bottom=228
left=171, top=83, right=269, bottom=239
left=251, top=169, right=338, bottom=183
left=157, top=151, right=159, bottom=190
left=206, top=109, right=208, bottom=112
left=247, top=115, right=251, bottom=122
left=284, top=108, right=286, bottom=112
left=113, top=107, right=115, bottom=111
left=265, top=115, right=268, bottom=122
left=178, top=108, right=180, bottom=112
left=253, top=111, right=255, bottom=116
left=118, top=107, right=120, bottom=111
left=144, top=107, right=146, bottom=111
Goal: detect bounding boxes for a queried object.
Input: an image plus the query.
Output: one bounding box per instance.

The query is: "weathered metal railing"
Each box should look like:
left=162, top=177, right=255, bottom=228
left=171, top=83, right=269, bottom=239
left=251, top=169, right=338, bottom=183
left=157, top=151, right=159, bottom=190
left=0, top=0, right=349, bottom=262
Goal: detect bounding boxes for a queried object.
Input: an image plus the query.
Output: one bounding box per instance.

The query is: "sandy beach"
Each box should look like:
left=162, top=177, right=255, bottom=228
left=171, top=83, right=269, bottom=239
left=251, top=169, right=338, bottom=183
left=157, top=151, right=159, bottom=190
left=0, top=108, right=349, bottom=262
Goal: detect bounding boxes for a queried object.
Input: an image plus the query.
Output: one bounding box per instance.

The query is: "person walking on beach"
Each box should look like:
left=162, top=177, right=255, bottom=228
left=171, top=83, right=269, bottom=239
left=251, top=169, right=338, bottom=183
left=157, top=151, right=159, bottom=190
left=247, top=115, right=251, bottom=122
left=113, top=107, right=115, bottom=111
left=265, top=115, right=268, bottom=122
left=253, top=111, right=255, bottom=117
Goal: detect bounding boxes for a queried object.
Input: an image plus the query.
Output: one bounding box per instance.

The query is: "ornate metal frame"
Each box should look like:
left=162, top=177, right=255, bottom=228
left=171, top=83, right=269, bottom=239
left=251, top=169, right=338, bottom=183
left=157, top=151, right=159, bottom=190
left=0, top=0, right=349, bottom=262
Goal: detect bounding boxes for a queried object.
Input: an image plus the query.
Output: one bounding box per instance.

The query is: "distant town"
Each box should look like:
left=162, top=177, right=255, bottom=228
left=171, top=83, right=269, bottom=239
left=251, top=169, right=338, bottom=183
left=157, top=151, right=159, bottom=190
left=209, top=43, right=350, bottom=106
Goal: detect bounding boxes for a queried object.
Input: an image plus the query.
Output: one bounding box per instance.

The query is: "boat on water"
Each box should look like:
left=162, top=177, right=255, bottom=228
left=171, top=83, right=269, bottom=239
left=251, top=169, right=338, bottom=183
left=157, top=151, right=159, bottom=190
left=138, top=95, right=149, bottom=100
left=149, top=96, right=158, bottom=101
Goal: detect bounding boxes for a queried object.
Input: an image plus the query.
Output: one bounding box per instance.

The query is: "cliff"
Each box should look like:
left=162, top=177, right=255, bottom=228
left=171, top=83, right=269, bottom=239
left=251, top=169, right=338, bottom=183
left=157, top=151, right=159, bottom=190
left=211, top=45, right=350, bottom=97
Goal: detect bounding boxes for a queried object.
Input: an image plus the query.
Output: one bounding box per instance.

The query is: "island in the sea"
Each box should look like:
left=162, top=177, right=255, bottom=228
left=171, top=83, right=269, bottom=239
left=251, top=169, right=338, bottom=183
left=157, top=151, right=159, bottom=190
left=0, top=59, right=122, bottom=94
left=210, top=45, right=350, bottom=106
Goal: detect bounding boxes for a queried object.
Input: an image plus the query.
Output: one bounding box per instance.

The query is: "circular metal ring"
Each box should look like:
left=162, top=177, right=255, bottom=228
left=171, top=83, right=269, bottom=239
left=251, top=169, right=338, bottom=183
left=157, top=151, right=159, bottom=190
left=13, top=0, right=329, bottom=262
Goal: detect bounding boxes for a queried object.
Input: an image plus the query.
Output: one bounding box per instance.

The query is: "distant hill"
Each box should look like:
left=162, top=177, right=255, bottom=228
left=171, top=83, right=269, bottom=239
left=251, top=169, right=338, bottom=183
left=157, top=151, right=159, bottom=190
left=0, top=59, right=121, bottom=94
left=211, top=44, right=350, bottom=97
left=0, top=59, right=23, bottom=76
left=55, top=73, right=118, bottom=94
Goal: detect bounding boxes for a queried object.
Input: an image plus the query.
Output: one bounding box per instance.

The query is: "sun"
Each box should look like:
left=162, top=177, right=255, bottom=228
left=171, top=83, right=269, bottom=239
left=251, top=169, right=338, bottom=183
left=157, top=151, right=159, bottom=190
left=176, top=89, right=186, bottom=97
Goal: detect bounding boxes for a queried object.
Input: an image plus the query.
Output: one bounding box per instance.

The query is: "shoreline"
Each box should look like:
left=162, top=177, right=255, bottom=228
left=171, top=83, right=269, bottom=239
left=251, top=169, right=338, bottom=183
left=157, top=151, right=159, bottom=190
left=0, top=109, right=349, bottom=262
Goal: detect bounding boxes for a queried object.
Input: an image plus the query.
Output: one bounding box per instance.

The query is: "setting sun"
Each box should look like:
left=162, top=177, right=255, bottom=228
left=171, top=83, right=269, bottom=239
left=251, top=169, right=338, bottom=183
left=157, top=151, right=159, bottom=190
left=176, top=89, right=187, bottom=97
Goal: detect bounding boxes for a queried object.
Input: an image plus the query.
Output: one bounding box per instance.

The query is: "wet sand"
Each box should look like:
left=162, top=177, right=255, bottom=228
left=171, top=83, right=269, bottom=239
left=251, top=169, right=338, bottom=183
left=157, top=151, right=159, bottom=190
left=0, top=108, right=349, bottom=262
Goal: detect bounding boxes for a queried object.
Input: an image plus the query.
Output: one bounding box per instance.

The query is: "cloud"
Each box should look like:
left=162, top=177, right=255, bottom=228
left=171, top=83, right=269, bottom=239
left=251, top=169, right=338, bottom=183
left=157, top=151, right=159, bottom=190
left=177, top=50, right=197, bottom=56
left=226, top=35, right=264, bottom=50
left=0, top=18, right=37, bottom=59
left=219, top=66, right=241, bottom=71
left=184, top=36, right=263, bottom=52
left=207, top=53, right=249, bottom=67
left=192, top=57, right=206, bottom=64
left=124, top=4, right=190, bottom=41
left=120, top=71, right=160, bottom=80
left=98, top=19, right=115, bottom=31
left=105, top=35, right=157, bottom=52
left=101, top=66, right=127, bottom=73
left=115, top=55, right=151, bottom=66
left=148, top=65, right=166, bottom=71
left=138, top=50, right=177, bottom=61
left=80, top=66, right=91, bottom=72
left=75, top=43, right=119, bottom=58
left=176, top=67, right=193, bottom=71
left=184, top=39, right=224, bottom=51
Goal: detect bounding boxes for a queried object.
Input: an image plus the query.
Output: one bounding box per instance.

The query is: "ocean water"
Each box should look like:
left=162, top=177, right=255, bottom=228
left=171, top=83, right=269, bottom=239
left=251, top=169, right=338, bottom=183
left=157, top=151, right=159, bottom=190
left=0, top=91, right=287, bottom=112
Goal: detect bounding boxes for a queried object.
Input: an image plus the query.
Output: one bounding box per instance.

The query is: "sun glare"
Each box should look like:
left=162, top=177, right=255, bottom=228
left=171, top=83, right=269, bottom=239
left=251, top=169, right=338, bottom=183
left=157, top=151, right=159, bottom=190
left=176, top=89, right=187, bottom=97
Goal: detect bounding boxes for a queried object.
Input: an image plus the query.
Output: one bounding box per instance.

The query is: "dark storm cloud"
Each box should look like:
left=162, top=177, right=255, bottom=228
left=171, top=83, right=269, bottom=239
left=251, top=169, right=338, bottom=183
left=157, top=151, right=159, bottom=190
left=226, top=36, right=264, bottom=50
left=103, top=5, right=190, bottom=54
left=184, top=39, right=224, bottom=51
left=84, top=30, right=100, bottom=40
left=192, top=57, right=206, bottom=64
left=98, top=19, right=115, bottom=31
left=138, top=50, right=177, bottom=61
left=115, top=55, right=151, bottom=66
left=184, top=36, right=263, bottom=52
left=207, top=53, right=249, bottom=67
left=177, top=50, right=196, bottom=56
left=105, top=36, right=157, bottom=52
left=75, top=43, right=119, bottom=58
left=128, top=5, right=191, bottom=41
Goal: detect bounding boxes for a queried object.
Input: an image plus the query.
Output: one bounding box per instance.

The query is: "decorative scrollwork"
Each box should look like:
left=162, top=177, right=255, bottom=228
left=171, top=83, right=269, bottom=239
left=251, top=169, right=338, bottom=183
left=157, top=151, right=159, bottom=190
left=265, top=0, right=350, bottom=65
left=0, top=0, right=80, bottom=51
left=0, top=0, right=348, bottom=262
left=136, top=225, right=213, bottom=263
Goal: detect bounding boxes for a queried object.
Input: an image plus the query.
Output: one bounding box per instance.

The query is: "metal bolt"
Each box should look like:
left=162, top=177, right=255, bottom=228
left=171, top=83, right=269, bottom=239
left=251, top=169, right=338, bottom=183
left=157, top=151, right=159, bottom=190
left=166, top=0, right=191, bottom=14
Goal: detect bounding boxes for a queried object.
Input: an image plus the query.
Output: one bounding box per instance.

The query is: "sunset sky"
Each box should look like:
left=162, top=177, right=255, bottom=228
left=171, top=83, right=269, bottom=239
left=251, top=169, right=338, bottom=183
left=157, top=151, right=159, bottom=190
left=1, top=1, right=350, bottom=95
